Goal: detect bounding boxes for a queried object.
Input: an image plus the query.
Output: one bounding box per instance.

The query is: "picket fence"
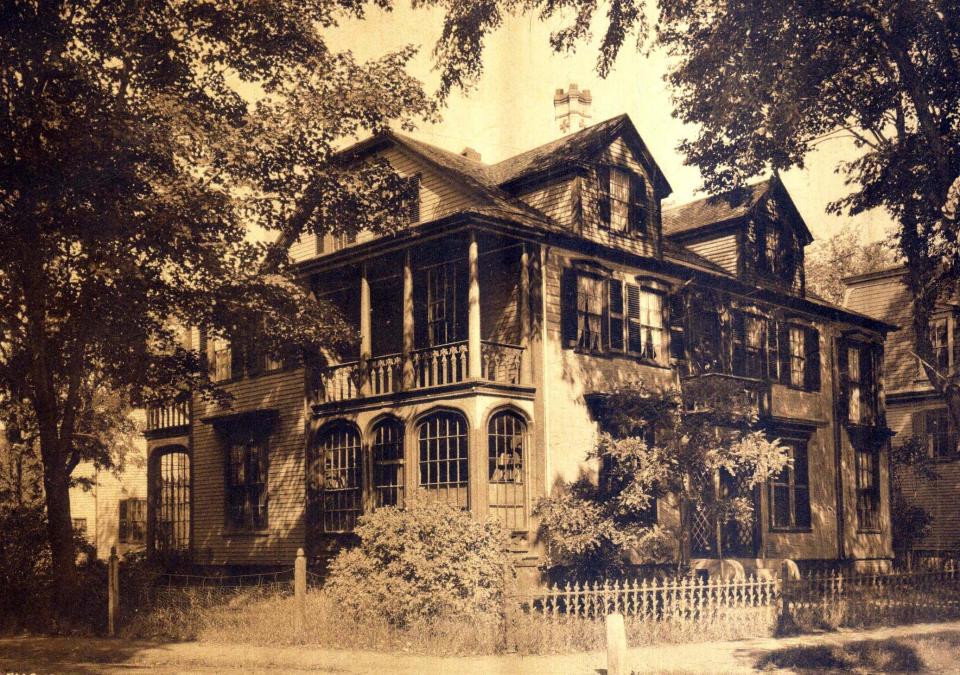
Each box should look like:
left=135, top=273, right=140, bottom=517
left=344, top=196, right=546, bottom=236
left=519, top=573, right=780, bottom=621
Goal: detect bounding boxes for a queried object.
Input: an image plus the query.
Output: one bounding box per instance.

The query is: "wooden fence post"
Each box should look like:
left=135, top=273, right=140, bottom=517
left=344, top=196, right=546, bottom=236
left=606, top=612, right=627, bottom=675
left=108, top=546, right=119, bottom=637
left=501, top=560, right=516, bottom=653
left=294, top=548, right=307, bottom=635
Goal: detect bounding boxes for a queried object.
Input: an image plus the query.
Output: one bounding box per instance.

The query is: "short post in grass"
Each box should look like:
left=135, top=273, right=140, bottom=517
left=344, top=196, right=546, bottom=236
left=294, top=547, right=307, bottom=634
left=606, top=611, right=626, bottom=675
left=108, top=546, right=119, bottom=637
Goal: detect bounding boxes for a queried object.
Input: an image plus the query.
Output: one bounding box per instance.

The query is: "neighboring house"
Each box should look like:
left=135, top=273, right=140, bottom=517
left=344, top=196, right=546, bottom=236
left=69, top=449, right=148, bottom=559
left=144, top=87, right=896, bottom=580
left=844, top=267, right=960, bottom=555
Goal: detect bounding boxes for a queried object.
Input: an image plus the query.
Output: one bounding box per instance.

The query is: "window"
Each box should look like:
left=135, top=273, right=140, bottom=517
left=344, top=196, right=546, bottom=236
left=418, top=412, right=468, bottom=508
left=769, top=439, right=811, bottom=530
left=629, top=285, right=663, bottom=360
left=856, top=444, right=881, bottom=531
left=211, top=336, right=232, bottom=382
left=913, top=408, right=958, bottom=459
left=690, top=305, right=722, bottom=372
left=733, top=312, right=765, bottom=379
left=764, top=227, right=780, bottom=275
left=315, top=423, right=362, bottom=533
left=844, top=342, right=877, bottom=425
left=226, top=433, right=268, bottom=530
left=931, top=318, right=949, bottom=372
left=488, top=411, right=527, bottom=531
left=576, top=274, right=605, bottom=351
left=155, top=449, right=190, bottom=554
left=426, top=262, right=460, bottom=346
left=608, top=281, right=625, bottom=352
left=405, top=174, right=421, bottom=223
left=372, top=419, right=405, bottom=508
left=784, top=324, right=820, bottom=391
left=609, top=167, right=631, bottom=232
left=119, top=498, right=147, bottom=544
left=598, top=165, right=647, bottom=235
left=72, top=518, right=88, bottom=536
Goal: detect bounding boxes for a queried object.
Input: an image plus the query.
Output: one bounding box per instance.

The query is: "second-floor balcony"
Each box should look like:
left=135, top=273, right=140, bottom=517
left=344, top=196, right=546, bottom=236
left=146, top=398, right=191, bottom=435
left=310, top=229, right=535, bottom=406
left=318, top=340, right=524, bottom=403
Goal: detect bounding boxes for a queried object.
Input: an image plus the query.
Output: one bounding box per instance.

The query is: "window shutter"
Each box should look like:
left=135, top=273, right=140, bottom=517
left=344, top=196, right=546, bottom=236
left=628, top=173, right=647, bottom=235
left=778, top=323, right=791, bottom=385
left=912, top=410, right=927, bottom=438
left=607, top=279, right=624, bottom=351
left=596, top=165, right=611, bottom=228
left=407, top=174, right=421, bottom=223
left=626, top=283, right=642, bottom=353
left=230, top=336, right=244, bottom=379
left=804, top=327, right=821, bottom=391
left=669, top=294, right=686, bottom=361
left=119, top=500, right=128, bottom=543
left=561, top=268, right=579, bottom=348
left=837, top=338, right=849, bottom=419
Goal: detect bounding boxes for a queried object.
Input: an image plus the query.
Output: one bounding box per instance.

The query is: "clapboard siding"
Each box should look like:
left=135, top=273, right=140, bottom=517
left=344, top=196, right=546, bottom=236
left=191, top=368, right=306, bottom=565
left=479, top=246, right=521, bottom=345
left=844, top=271, right=925, bottom=395
left=289, top=146, right=480, bottom=264
left=685, top=233, right=739, bottom=276
left=516, top=178, right=577, bottom=227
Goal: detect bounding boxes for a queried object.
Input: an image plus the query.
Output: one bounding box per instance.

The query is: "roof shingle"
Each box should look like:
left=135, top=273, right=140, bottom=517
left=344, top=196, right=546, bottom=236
left=662, top=180, right=772, bottom=237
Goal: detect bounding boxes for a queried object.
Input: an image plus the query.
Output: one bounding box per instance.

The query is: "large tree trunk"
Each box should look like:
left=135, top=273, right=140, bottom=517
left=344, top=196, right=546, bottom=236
left=42, top=458, right=77, bottom=592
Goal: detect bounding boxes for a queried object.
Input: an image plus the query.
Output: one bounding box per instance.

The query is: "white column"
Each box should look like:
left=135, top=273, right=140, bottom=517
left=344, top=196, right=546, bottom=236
left=468, top=231, right=482, bottom=380
left=402, top=250, right=415, bottom=389
left=359, top=264, right=372, bottom=395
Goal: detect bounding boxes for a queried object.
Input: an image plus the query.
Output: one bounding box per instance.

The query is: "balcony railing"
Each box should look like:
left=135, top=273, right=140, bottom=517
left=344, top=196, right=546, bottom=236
left=318, top=341, right=525, bottom=403
left=146, top=399, right=191, bottom=432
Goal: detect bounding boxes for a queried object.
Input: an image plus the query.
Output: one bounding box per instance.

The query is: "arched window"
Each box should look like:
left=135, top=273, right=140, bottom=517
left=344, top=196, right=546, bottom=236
left=372, top=419, right=404, bottom=508
left=313, top=423, right=362, bottom=532
left=487, top=411, right=527, bottom=530
left=154, top=447, right=190, bottom=555
left=417, top=412, right=468, bottom=508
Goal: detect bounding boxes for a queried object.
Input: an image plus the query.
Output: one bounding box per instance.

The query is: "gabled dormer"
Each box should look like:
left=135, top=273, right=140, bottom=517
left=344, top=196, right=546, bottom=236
left=663, top=176, right=813, bottom=294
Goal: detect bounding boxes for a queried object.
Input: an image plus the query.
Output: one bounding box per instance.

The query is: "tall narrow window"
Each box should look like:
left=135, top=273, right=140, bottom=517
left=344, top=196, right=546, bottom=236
left=733, top=312, right=764, bottom=378
left=609, top=167, right=631, bottom=232
left=119, top=498, right=147, bottom=544
left=226, top=433, right=268, bottom=530
left=372, top=419, right=405, bottom=508
left=155, top=449, right=190, bottom=554
left=627, top=285, right=663, bottom=361
left=766, top=319, right=780, bottom=381
left=576, top=274, right=605, bottom=351
left=314, top=423, right=362, bottom=533
left=691, top=305, right=722, bottom=372
left=608, top=280, right=625, bottom=352
left=769, top=439, right=811, bottom=530
left=488, top=411, right=527, bottom=531
left=418, top=412, right=469, bottom=508
left=426, top=262, right=459, bottom=346
left=856, top=444, right=881, bottom=531
left=848, top=345, right=863, bottom=423
left=788, top=326, right=806, bottom=388
left=931, top=318, right=949, bottom=372
left=211, top=337, right=232, bottom=382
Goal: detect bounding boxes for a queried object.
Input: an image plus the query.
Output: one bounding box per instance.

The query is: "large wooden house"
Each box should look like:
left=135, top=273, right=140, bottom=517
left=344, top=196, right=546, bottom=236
left=844, top=268, right=960, bottom=556
left=144, top=92, right=896, bottom=579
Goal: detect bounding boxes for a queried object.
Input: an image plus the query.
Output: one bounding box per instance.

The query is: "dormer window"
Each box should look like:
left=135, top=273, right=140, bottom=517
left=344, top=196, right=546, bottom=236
left=598, top=165, right=647, bottom=236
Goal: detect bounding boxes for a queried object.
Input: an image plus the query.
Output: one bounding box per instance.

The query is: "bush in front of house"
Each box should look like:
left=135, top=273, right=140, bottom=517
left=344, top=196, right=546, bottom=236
left=325, top=498, right=507, bottom=627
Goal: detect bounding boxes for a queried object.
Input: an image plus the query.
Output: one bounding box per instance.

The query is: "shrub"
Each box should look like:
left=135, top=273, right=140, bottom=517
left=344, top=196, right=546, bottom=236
left=325, top=498, right=507, bottom=627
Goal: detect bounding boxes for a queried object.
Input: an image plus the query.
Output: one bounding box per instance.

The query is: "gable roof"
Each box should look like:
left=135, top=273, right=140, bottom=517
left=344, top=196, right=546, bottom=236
left=488, top=115, right=673, bottom=198
left=662, top=180, right=772, bottom=237
left=662, top=176, right=814, bottom=246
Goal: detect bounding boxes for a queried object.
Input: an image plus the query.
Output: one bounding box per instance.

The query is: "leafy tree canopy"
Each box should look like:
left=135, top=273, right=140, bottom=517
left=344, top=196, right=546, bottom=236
left=0, top=0, right=434, bottom=588
left=805, top=223, right=897, bottom=305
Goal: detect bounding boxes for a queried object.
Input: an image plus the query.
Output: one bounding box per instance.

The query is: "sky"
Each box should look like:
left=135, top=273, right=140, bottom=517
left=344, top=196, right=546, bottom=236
left=325, top=4, right=897, bottom=245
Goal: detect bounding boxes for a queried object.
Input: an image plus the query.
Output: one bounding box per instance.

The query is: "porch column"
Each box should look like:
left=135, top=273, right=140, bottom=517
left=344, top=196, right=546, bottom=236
left=402, top=250, right=415, bottom=389
left=359, top=264, right=372, bottom=395
left=468, top=231, right=482, bottom=380
left=519, top=244, right=532, bottom=385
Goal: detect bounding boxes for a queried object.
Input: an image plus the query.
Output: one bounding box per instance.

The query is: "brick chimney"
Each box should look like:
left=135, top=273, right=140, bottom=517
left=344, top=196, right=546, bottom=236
left=460, top=147, right=481, bottom=162
left=554, top=83, right=592, bottom=134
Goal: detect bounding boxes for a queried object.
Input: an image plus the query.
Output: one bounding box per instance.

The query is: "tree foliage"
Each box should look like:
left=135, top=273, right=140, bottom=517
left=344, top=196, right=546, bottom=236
left=424, top=0, right=960, bottom=433
left=535, top=380, right=789, bottom=577
left=0, top=0, right=434, bottom=590
left=804, top=223, right=897, bottom=305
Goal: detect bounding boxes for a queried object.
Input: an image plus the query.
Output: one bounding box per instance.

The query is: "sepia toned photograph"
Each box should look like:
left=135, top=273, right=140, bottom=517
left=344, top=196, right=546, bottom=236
left=1, top=1, right=959, bottom=672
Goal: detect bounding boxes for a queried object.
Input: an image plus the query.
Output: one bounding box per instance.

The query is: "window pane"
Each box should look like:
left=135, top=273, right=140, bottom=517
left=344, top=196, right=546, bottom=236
left=318, top=425, right=362, bottom=532
left=790, top=327, right=805, bottom=387
left=610, top=168, right=630, bottom=231
left=373, top=420, right=405, bottom=508
left=772, top=485, right=792, bottom=529
left=419, top=413, right=469, bottom=509
left=488, top=412, right=527, bottom=531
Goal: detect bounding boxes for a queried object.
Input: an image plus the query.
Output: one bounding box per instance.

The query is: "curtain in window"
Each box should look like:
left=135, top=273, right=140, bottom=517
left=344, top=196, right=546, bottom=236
left=609, top=167, right=631, bottom=232
left=769, top=439, right=811, bottom=530
left=789, top=327, right=805, bottom=388
left=576, top=275, right=604, bottom=350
